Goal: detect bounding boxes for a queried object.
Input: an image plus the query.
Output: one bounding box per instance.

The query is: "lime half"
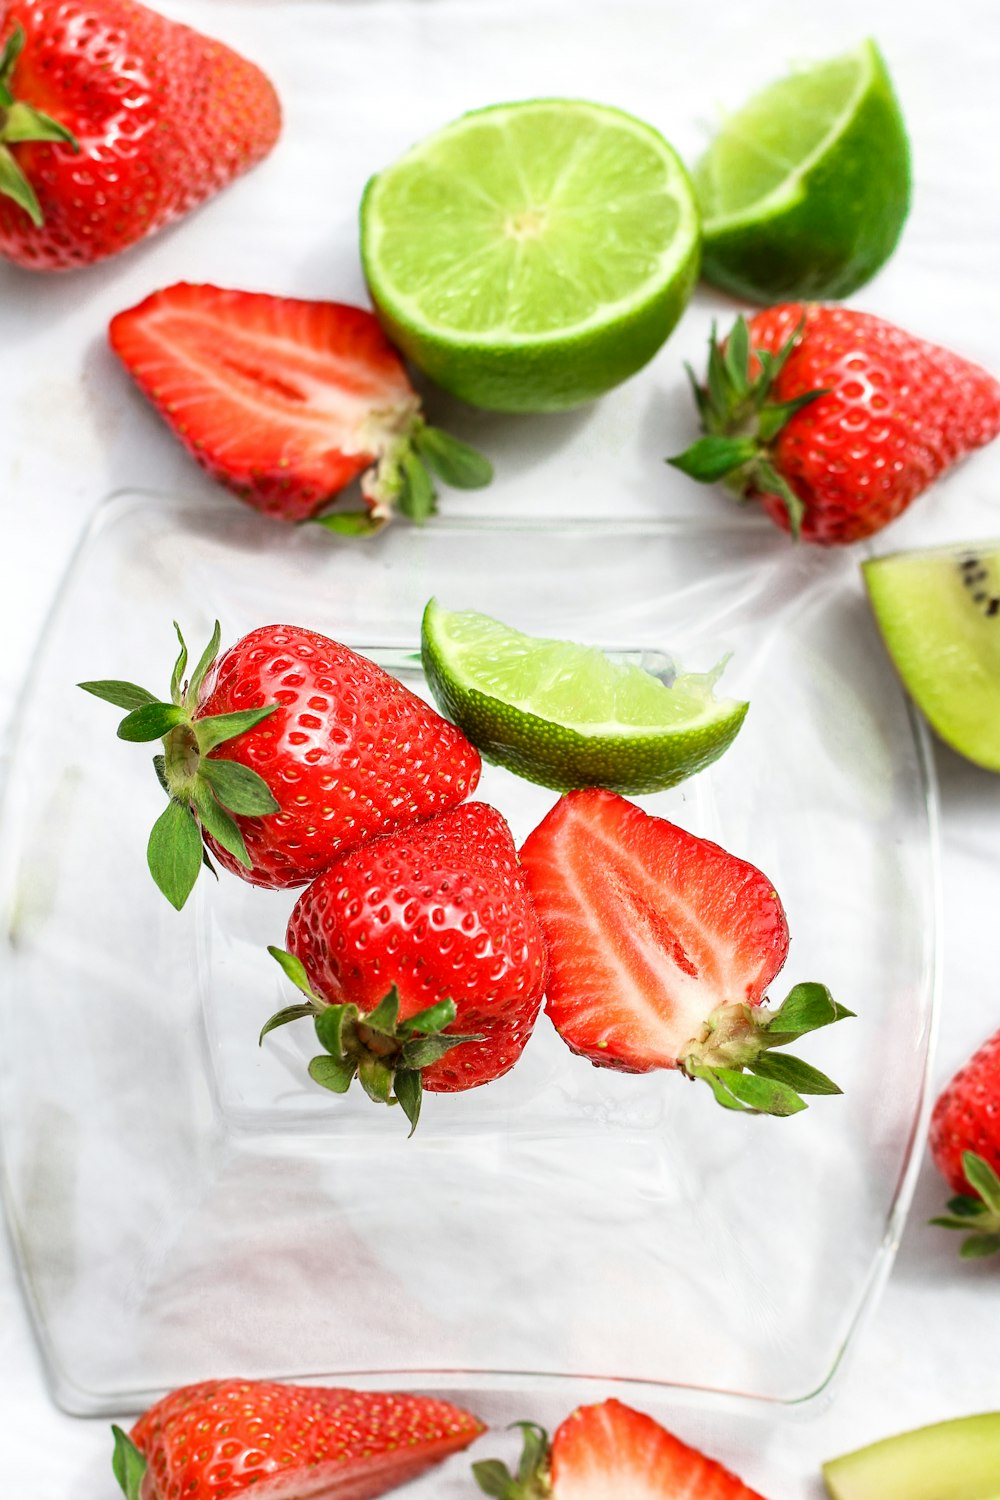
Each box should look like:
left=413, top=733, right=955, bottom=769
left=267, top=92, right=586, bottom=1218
left=361, top=99, right=701, bottom=412
left=420, top=600, right=748, bottom=795
left=694, top=39, right=910, bottom=301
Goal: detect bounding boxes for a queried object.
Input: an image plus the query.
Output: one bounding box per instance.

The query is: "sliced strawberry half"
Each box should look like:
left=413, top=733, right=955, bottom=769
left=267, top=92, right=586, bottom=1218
left=109, top=284, right=492, bottom=528
left=473, top=1398, right=770, bottom=1499
left=519, top=788, right=852, bottom=1115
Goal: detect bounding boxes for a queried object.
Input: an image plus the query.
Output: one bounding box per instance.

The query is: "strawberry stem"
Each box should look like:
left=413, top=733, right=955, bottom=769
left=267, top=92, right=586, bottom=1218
left=930, top=1151, right=1000, bottom=1258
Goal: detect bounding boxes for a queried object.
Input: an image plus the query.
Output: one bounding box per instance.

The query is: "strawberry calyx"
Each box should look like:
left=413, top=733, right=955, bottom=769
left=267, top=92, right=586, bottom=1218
left=263, top=947, right=483, bottom=1135
left=111, top=1426, right=146, bottom=1500
left=679, top=981, right=854, bottom=1116
left=78, top=622, right=279, bottom=911
left=667, top=314, right=827, bottom=539
left=313, top=415, right=494, bottom=535
left=472, top=1422, right=552, bottom=1499
left=930, top=1151, right=1000, bottom=1259
left=0, top=23, right=79, bottom=227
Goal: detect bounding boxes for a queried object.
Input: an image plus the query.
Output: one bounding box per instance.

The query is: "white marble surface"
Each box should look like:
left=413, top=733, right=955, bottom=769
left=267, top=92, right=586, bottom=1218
left=2, top=0, right=1000, bottom=1493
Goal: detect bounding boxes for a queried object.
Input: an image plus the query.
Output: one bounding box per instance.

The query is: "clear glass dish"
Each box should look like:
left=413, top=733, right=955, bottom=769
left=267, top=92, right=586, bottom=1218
left=0, top=492, right=938, bottom=1417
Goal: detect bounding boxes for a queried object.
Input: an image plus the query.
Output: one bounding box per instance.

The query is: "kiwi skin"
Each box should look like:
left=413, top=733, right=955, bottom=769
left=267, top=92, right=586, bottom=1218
left=822, top=1411, right=1000, bottom=1499
left=862, top=542, right=1000, bottom=773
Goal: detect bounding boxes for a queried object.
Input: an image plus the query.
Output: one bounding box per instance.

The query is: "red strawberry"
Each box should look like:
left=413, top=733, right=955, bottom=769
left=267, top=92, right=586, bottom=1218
left=108, top=284, right=493, bottom=527
left=79, top=621, right=481, bottom=909
left=472, top=1398, right=769, bottom=1499
left=0, top=1, right=280, bottom=271
left=928, top=1028, right=1000, bottom=1258
left=518, top=788, right=851, bottom=1115
left=264, top=802, right=547, bottom=1131
left=670, top=303, right=1000, bottom=544
left=112, top=1377, right=485, bottom=1500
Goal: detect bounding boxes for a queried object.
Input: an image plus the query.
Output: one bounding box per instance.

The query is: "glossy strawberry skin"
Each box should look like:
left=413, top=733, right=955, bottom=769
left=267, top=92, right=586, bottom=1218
left=129, top=1378, right=485, bottom=1500
left=929, top=1029, right=1000, bottom=1196
left=109, top=287, right=418, bottom=522
left=549, top=1399, right=768, bottom=1499
left=750, top=303, right=1000, bottom=543
left=0, top=0, right=280, bottom=270
left=287, top=802, right=548, bottom=1091
left=195, top=624, right=481, bottom=890
left=518, top=788, right=788, bottom=1073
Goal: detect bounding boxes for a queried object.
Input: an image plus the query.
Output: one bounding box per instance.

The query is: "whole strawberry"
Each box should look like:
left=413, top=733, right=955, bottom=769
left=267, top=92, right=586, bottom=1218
left=112, top=1377, right=484, bottom=1500
left=670, top=304, right=1000, bottom=544
left=0, top=0, right=280, bottom=271
left=264, top=802, right=548, bottom=1132
left=79, top=621, right=481, bottom=908
left=109, top=285, right=493, bottom=528
left=518, top=787, right=851, bottom=1115
left=472, top=1397, right=769, bottom=1499
left=929, top=1027, right=1000, bottom=1258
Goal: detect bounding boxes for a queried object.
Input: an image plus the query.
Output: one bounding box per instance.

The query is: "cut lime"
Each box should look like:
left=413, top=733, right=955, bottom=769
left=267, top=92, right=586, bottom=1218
left=360, top=99, right=701, bottom=412
left=694, top=39, right=910, bottom=301
left=420, top=599, right=748, bottom=795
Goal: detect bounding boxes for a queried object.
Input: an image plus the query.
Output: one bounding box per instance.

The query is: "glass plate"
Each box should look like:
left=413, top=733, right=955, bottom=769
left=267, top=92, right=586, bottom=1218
left=0, top=493, right=938, bottom=1417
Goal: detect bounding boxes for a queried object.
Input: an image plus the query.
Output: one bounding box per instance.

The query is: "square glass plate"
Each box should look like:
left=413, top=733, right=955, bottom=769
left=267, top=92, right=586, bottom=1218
left=0, top=493, right=938, bottom=1417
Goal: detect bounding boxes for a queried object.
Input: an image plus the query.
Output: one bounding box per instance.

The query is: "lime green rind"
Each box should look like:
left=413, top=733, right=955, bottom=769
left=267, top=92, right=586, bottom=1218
left=862, top=544, right=1000, bottom=774
left=361, top=99, right=701, bottom=411
left=822, top=1412, right=1000, bottom=1500
left=420, top=600, right=747, bottom=796
left=695, top=39, right=910, bottom=302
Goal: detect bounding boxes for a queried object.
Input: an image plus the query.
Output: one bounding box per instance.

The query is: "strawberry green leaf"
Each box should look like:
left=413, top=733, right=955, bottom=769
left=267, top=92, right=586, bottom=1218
left=415, top=426, right=494, bottom=489
left=944, top=1194, right=986, bottom=1218
left=765, top=982, right=848, bottom=1037
left=117, top=701, right=187, bottom=743
left=750, top=1052, right=841, bottom=1095
left=268, top=944, right=319, bottom=1001
left=314, top=1003, right=350, bottom=1058
left=962, top=1152, right=1000, bottom=1216
left=309, top=1054, right=357, bottom=1094
left=152, top=754, right=169, bottom=794
left=755, top=460, right=805, bottom=538
left=111, top=1425, right=147, bottom=1500
left=757, top=390, right=827, bottom=443
left=472, top=1460, right=519, bottom=1499
left=398, top=450, right=438, bottom=523
left=311, top=510, right=387, bottom=537
left=0, top=23, right=26, bottom=81
left=401, top=1032, right=480, bottom=1069
left=147, top=799, right=203, bottom=910
left=0, top=142, right=42, bottom=225
left=710, top=1065, right=807, bottom=1116
left=398, top=998, right=456, bottom=1036
left=78, top=679, right=159, bottom=712
left=723, top=315, right=751, bottom=397
left=358, top=1053, right=394, bottom=1105
left=930, top=1211, right=990, bottom=1231
left=169, top=623, right=189, bottom=705
left=960, top=1233, right=1000, bottom=1260
left=192, top=780, right=251, bottom=868
left=186, top=621, right=222, bottom=709
left=394, top=1067, right=422, bottom=1135
left=194, top=704, right=276, bottom=753
left=259, top=1003, right=317, bottom=1042
left=362, top=989, right=402, bottom=1037
left=683, top=362, right=711, bottom=425
left=199, top=757, right=279, bottom=816
left=3, top=101, right=78, bottom=146
left=705, top=321, right=730, bottom=413
left=667, top=435, right=757, bottom=483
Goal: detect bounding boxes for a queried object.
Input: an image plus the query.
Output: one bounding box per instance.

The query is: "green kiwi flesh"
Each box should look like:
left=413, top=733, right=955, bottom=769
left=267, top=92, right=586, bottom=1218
left=822, top=1412, right=1000, bottom=1499
left=862, top=542, right=1000, bottom=771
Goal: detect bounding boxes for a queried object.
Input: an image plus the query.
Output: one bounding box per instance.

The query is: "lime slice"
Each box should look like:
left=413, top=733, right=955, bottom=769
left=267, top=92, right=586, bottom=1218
left=360, top=99, right=701, bottom=412
left=694, top=39, right=910, bottom=301
left=420, top=599, right=748, bottom=795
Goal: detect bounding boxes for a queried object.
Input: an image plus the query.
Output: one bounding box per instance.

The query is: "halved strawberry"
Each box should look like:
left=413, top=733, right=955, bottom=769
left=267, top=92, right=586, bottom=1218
left=113, top=1377, right=485, bottom=1500
left=472, top=1398, right=770, bottom=1499
left=108, top=284, right=492, bottom=528
left=518, top=788, right=851, bottom=1115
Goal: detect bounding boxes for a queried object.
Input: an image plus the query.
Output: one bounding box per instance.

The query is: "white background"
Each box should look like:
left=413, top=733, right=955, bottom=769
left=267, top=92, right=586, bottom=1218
left=2, top=0, right=1000, bottom=1494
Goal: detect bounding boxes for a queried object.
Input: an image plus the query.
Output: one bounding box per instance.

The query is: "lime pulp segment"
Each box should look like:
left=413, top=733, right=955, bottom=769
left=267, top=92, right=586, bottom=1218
left=420, top=600, right=748, bottom=795
left=694, top=39, right=910, bottom=301
left=361, top=99, right=701, bottom=411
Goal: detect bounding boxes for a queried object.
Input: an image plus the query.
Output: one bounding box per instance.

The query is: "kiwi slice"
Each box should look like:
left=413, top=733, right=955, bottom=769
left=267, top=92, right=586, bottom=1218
left=862, top=542, right=1000, bottom=771
left=822, top=1412, right=1000, bottom=1498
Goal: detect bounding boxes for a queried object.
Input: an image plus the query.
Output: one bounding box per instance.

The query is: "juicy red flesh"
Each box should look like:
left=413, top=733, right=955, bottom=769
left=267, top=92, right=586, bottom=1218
left=550, top=1398, right=769, bottom=1500
left=109, top=286, right=418, bottom=520
left=750, top=303, right=1000, bottom=543
left=195, top=624, right=481, bottom=889
left=929, top=1028, right=1000, bottom=1196
left=130, top=1378, right=485, bottom=1500
left=518, top=788, right=788, bottom=1072
left=287, top=802, right=547, bottom=1091
left=0, top=0, right=280, bottom=270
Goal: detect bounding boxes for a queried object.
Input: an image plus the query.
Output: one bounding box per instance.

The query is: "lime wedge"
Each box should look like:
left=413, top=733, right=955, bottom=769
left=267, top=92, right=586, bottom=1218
left=694, top=39, right=910, bottom=301
left=420, top=600, right=748, bottom=795
left=360, top=99, right=701, bottom=412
